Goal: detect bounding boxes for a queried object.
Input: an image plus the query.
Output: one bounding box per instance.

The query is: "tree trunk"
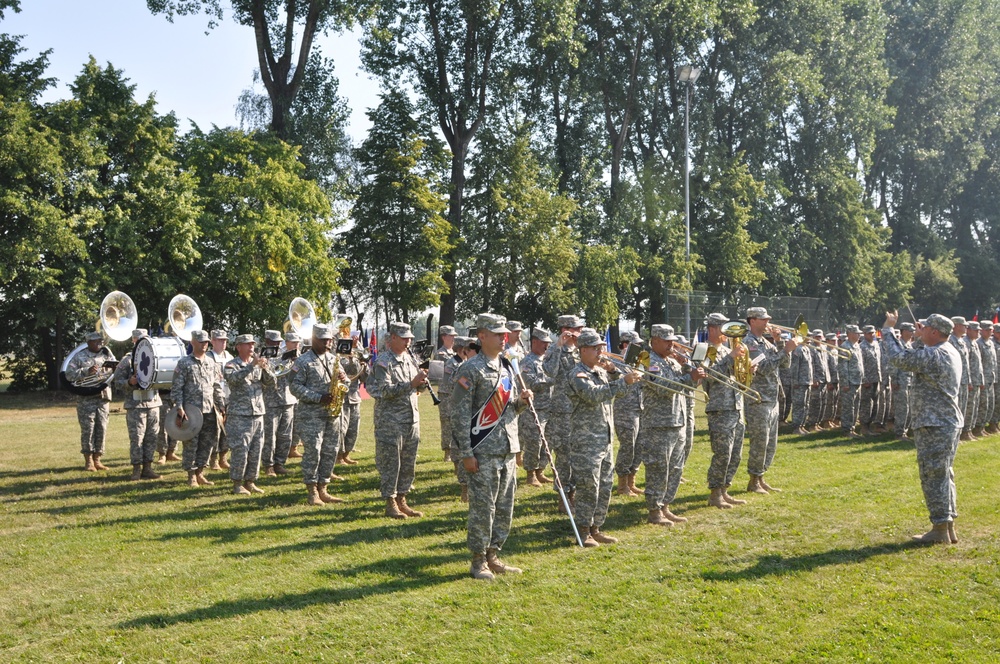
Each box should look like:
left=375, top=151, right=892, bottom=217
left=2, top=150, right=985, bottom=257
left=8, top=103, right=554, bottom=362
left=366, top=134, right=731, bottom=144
left=439, top=140, right=470, bottom=326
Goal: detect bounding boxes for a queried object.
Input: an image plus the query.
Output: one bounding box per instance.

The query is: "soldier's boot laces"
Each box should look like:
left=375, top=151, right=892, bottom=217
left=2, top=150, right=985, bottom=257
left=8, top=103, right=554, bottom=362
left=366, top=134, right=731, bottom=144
left=306, top=483, right=324, bottom=506
left=911, top=523, right=951, bottom=545
left=723, top=485, right=747, bottom=505
left=486, top=549, right=522, bottom=574
left=396, top=495, right=423, bottom=517
left=708, top=487, right=732, bottom=509
left=582, top=531, right=600, bottom=547
left=317, top=484, right=342, bottom=503
left=385, top=497, right=407, bottom=519
left=140, top=462, right=161, bottom=480
left=470, top=554, right=494, bottom=581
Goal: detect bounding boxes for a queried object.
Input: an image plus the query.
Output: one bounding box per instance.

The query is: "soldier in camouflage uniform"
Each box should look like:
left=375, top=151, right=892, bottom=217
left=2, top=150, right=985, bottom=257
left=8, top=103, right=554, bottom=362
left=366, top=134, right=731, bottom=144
left=435, top=325, right=458, bottom=461
left=505, top=320, right=526, bottom=357
left=990, top=324, right=1000, bottom=433
left=113, top=329, right=162, bottom=481
left=890, top=324, right=915, bottom=439
left=744, top=307, right=796, bottom=493
left=821, top=332, right=840, bottom=428
left=290, top=324, right=354, bottom=506
left=948, top=318, right=971, bottom=439
left=519, top=328, right=554, bottom=488
left=612, top=331, right=644, bottom=496
left=224, top=334, right=276, bottom=495
left=567, top=328, right=640, bottom=546
left=541, top=314, right=585, bottom=508
left=207, top=329, right=234, bottom=469
left=858, top=325, right=882, bottom=436
left=962, top=321, right=983, bottom=440
left=439, top=336, right=469, bottom=497
left=170, top=330, right=226, bottom=487
left=452, top=314, right=531, bottom=579
left=638, top=324, right=705, bottom=525
left=882, top=312, right=962, bottom=544
left=675, top=335, right=697, bottom=480
left=701, top=313, right=749, bottom=509
left=838, top=325, right=865, bottom=437
left=449, top=337, right=480, bottom=500
left=976, top=321, right=997, bottom=436
left=778, top=348, right=792, bottom=425
left=263, top=331, right=298, bottom=477
left=788, top=331, right=814, bottom=435
left=66, top=331, right=117, bottom=471
left=804, top=331, right=829, bottom=432
left=338, top=331, right=368, bottom=466
left=366, top=321, right=429, bottom=519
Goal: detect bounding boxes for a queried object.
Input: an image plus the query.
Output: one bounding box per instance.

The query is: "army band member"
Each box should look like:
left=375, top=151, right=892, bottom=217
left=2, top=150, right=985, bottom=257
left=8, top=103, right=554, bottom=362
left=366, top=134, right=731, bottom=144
left=963, top=321, right=983, bottom=440
left=838, top=325, right=865, bottom=437
left=702, top=313, right=749, bottom=509
left=171, top=330, right=226, bottom=487
left=976, top=321, right=997, bottom=436
left=112, top=328, right=161, bottom=481
left=789, top=333, right=814, bottom=435
left=338, top=331, right=368, bottom=466
left=613, top=331, right=644, bottom=497
left=518, top=328, right=554, bottom=488
left=541, top=314, right=585, bottom=508
left=858, top=325, right=882, bottom=436
left=224, top=334, right=276, bottom=495
left=207, top=329, right=234, bottom=469
left=435, top=325, right=458, bottom=461
left=66, top=331, right=116, bottom=471
left=262, top=331, right=300, bottom=476
left=948, top=317, right=971, bottom=441
left=891, top=323, right=916, bottom=439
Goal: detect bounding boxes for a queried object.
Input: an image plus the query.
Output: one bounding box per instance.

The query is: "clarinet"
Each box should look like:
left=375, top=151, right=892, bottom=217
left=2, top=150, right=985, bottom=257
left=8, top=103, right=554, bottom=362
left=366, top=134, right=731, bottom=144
left=407, top=348, right=441, bottom=406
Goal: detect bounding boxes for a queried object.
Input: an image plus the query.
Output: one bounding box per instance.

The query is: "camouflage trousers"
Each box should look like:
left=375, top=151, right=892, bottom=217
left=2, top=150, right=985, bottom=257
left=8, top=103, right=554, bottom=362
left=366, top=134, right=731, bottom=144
left=707, top=410, right=745, bottom=489
left=790, top=385, right=810, bottom=428
left=227, top=414, right=264, bottom=482
left=212, top=398, right=230, bottom=455
left=571, top=437, right=614, bottom=530
left=681, top=396, right=696, bottom=467
left=964, top=387, right=980, bottom=433
left=467, top=452, right=517, bottom=555
left=778, top=382, right=791, bottom=422
left=893, top=384, right=910, bottom=435
left=438, top=392, right=453, bottom=451
left=77, top=397, right=109, bottom=456
left=374, top=421, right=420, bottom=499
left=613, top=410, right=640, bottom=477
left=840, top=386, right=861, bottom=432
left=859, top=383, right=879, bottom=425
left=546, top=411, right=574, bottom=494
left=957, top=386, right=969, bottom=423
left=823, top=384, right=840, bottom=423
left=182, top=411, right=219, bottom=471
left=977, top=384, right=995, bottom=428
left=156, top=393, right=176, bottom=456
left=519, top=409, right=551, bottom=472
left=299, top=407, right=341, bottom=485
left=340, top=401, right=360, bottom=454
left=913, top=424, right=960, bottom=524
left=876, top=383, right=893, bottom=427
left=805, top=384, right=825, bottom=427
left=746, top=400, right=779, bottom=477
left=126, top=407, right=160, bottom=465
left=639, top=425, right=685, bottom=510
left=262, top=403, right=294, bottom=468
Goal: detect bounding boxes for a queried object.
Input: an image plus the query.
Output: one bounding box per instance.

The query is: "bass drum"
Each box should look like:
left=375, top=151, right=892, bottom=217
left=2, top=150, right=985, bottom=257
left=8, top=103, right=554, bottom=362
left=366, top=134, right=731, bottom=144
left=134, top=337, right=188, bottom=390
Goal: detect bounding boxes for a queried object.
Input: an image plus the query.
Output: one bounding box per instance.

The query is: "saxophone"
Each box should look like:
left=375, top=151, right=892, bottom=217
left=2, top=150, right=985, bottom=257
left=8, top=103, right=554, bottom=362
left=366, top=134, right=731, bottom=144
left=328, top=372, right=349, bottom=417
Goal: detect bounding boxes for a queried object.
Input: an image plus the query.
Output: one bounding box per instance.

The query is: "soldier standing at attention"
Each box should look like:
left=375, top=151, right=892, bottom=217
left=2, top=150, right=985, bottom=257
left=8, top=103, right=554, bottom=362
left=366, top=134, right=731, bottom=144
left=338, top=331, right=367, bottom=467
left=451, top=314, right=531, bottom=579
left=568, top=328, right=641, bottom=546
left=838, top=325, right=865, bottom=438
left=882, top=312, right=962, bottom=544
left=891, top=324, right=916, bottom=440
left=290, top=324, right=353, bottom=506
left=963, top=321, right=983, bottom=441
left=224, top=334, right=276, bottom=496
left=263, top=331, right=299, bottom=477
left=612, top=331, right=644, bottom=497
left=788, top=331, right=814, bottom=435
left=113, top=329, right=161, bottom=481
left=435, top=325, right=458, bottom=461
left=743, top=307, right=796, bottom=494
left=976, top=321, right=996, bottom=436
left=366, top=322, right=429, bottom=519
left=541, top=315, right=585, bottom=509
left=948, top=317, right=971, bottom=440
left=207, top=329, right=234, bottom=470
left=171, top=330, right=225, bottom=487
left=66, top=331, right=116, bottom=471
left=519, top=328, right=554, bottom=488
left=858, top=325, right=882, bottom=436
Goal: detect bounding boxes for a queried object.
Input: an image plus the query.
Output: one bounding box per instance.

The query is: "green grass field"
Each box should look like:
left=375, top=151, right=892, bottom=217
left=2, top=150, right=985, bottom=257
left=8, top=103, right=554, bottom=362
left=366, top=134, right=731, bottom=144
left=1, top=390, right=999, bottom=663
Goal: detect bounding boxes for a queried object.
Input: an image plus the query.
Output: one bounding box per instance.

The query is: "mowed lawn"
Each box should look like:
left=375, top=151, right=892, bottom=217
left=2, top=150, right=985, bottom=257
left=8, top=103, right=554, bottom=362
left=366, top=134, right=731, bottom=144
left=1, top=388, right=999, bottom=663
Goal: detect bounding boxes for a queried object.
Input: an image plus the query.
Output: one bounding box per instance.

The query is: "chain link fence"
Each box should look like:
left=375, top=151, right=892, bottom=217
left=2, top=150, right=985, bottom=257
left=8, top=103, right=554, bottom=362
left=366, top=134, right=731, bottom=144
left=664, top=289, right=832, bottom=339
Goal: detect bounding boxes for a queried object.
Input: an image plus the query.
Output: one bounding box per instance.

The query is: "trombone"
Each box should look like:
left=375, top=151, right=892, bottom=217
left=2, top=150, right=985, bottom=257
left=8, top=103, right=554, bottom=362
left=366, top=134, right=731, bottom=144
left=768, top=321, right=852, bottom=360
left=670, top=342, right=762, bottom=403
left=602, top=350, right=707, bottom=403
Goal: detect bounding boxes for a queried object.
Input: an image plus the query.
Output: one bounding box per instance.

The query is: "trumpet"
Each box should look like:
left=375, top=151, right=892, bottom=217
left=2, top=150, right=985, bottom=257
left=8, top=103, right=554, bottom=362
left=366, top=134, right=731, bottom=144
left=768, top=321, right=852, bottom=359
left=669, top=343, right=762, bottom=403
left=602, top=351, right=707, bottom=403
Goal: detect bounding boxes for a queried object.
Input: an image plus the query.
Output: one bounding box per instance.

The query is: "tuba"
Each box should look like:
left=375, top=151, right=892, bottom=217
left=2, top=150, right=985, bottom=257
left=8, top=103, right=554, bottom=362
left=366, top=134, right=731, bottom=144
left=164, top=294, right=202, bottom=341
left=284, top=297, right=316, bottom=339
left=61, top=291, right=136, bottom=393
left=721, top=320, right=754, bottom=388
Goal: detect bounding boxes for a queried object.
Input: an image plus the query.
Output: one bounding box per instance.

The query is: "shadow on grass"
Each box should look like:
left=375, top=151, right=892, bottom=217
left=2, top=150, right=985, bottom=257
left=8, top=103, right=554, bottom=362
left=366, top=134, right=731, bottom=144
left=119, top=552, right=467, bottom=628
left=700, top=541, right=921, bottom=582
left=0, top=391, right=75, bottom=410
left=846, top=438, right=915, bottom=454
left=804, top=434, right=899, bottom=450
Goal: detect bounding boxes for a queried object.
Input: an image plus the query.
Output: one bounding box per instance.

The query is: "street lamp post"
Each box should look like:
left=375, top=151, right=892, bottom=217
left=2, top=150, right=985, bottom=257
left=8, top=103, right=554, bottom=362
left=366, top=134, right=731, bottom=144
left=676, top=64, right=701, bottom=340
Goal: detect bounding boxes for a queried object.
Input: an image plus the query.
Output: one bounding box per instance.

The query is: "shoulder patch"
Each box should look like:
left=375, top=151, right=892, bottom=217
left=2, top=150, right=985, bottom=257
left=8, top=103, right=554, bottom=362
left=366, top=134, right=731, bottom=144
left=457, top=376, right=471, bottom=390
left=376, top=359, right=390, bottom=369
left=649, top=365, right=661, bottom=373
left=576, top=372, right=588, bottom=378
left=291, top=365, right=300, bottom=372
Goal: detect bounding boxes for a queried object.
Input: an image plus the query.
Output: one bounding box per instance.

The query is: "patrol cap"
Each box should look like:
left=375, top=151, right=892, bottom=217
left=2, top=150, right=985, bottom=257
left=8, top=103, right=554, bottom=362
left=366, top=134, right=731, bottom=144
left=862, top=325, right=876, bottom=334
left=845, top=324, right=861, bottom=334
left=621, top=330, right=644, bottom=344
left=312, top=324, right=334, bottom=340
left=388, top=321, right=415, bottom=339
left=131, top=328, right=149, bottom=341
left=980, top=321, right=994, bottom=329
left=234, top=333, right=255, bottom=345
left=284, top=332, right=302, bottom=343
left=967, top=321, right=980, bottom=331
left=926, top=314, right=954, bottom=337
left=746, top=306, right=771, bottom=320
left=211, top=329, right=228, bottom=340
left=576, top=328, right=604, bottom=347
left=951, top=316, right=968, bottom=326
left=556, top=314, right=585, bottom=329
left=810, top=329, right=824, bottom=337
left=453, top=336, right=470, bottom=350
left=476, top=313, right=510, bottom=334
left=506, top=320, right=524, bottom=332
left=651, top=324, right=678, bottom=341
left=531, top=328, right=553, bottom=343
left=439, top=325, right=457, bottom=337
left=899, top=322, right=916, bottom=332
left=705, top=313, right=729, bottom=327
left=825, top=333, right=837, bottom=341
left=190, top=330, right=210, bottom=343
left=264, top=329, right=282, bottom=342
left=85, top=331, right=103, bottom=342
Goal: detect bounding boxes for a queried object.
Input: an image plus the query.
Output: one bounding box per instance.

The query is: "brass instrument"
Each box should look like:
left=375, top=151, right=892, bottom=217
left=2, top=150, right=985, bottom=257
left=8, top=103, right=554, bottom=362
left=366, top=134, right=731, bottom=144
left=671, top=340, right=762, bottom=403
left=602, top=351, right=707, bottom=403
left=163, top=294, right=202, bottom=342
left=720, top=321, right=754, bottom=388
left=63, top=291, right=135, bottom=392
left=769, top=316, right=852, bottom=359
left=284, top=297, right=316, bottom=339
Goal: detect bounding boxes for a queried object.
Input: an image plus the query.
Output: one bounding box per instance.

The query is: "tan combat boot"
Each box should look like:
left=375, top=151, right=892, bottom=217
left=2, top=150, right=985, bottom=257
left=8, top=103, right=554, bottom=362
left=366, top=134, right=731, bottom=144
left=243, top=481, right=264, bottom=494
left=316, top=484, right=342, bottom=503
left=525, top=469, right=543, bottom=488
left=306, top=484, right=324, bottom=506
left=616, top=474, right=631, bottom=496
left=156, top=453, right=167, bottom=465
left=582, top=530, right=600, bottom=547
left=626, top=474, right=643, bottom=496
left=590, top=527, right=619, bottom=544
left=648, top=509, right=673, bottom=527
left=140, top=462, right=161, bottom=480
left=486, top=548, right=523, bottom=574
left=723, top=485, right=747, bottom=505
left=911, top=523, right=951, bottom=544
left=385, top=497, right=407, bottom=519
left=92, top=455, right=108, bottom=471
left=340, top=452, right=358, bottom=465
left=209, top=452, right=220, bottom=470
left=661, top=506, right=688, bottom=523
left=708, top=487, right=732, bottom=509
left=218, top=450, right=230, bottom=470
left=165, top=449, right=181, bottom=462
left=265, top=466, right=277, bottom=477
left=948, top=522, right=958, bottom=543
left=470, top=553, right=494, bottom=580
left=130, top=465, right=143, bottom=481
left=287, top=445, right=302, bottom=458
left=973, top=426, right=985, bottom=438
left=187, top=471, right=199, bottom=487
left=536, top=469, right=554, bottom=484
left=273, top=463, right=288, bottom=475
left=758, top=476, right=781, bottom=492
left=195, top=469, right=214, bottom=486
left=747, top=475, right=769, bottom=494
left=396, top=494, right=423, bottom=517
left=233, top=480, right=251, bottom=495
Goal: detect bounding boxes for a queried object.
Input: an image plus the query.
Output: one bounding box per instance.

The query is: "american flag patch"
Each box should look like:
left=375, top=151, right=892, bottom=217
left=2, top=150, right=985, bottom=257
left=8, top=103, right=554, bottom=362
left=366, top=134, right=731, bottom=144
left=458, top=377, right=471, bottom=390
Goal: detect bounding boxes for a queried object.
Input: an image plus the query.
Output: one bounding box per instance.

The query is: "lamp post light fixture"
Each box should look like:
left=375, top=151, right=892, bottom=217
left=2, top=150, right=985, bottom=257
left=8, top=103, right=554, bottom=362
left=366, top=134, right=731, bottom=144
left=676, top=64, right=701, bottom=340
